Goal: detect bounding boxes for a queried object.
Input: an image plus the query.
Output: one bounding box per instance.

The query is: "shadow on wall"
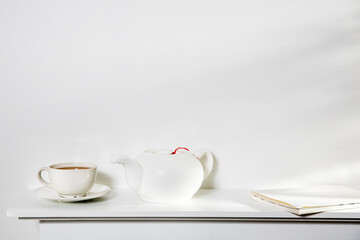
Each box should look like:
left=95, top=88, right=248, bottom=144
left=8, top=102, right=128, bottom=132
left=96, top=171, right=115, bottom=188
left=263, top=161, right=360, bottom=190
left=207, top=8, right=360, bottom=94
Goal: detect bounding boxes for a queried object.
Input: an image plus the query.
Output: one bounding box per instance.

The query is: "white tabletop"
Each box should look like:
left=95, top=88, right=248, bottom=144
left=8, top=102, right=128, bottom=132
left=7, top=188, right=360, bottom=221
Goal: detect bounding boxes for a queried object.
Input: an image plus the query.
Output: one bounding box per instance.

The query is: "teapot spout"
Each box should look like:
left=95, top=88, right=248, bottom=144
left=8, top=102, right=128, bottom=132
left=110, top=155, right=143, bottom=191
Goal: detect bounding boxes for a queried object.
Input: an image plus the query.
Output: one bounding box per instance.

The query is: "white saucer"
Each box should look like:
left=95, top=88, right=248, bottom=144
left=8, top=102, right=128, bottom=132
left=36, top=184, right=111, bottom=202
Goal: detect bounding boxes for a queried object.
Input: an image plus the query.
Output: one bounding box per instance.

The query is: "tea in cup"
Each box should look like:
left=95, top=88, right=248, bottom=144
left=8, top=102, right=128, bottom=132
left=38, top=162, right=97, bottom=197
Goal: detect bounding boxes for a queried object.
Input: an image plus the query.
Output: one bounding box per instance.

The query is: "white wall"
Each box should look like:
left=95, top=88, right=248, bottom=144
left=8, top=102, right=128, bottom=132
left=1, top=0, right=360, bottom=239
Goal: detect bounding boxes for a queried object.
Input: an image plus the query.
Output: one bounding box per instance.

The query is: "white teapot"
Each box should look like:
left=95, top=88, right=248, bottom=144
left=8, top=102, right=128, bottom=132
left=111, top=147, right=213, bottom=203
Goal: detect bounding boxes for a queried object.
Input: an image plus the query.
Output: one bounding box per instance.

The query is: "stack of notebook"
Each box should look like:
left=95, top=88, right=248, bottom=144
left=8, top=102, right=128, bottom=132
left=251, top=185, right=360, bottom=215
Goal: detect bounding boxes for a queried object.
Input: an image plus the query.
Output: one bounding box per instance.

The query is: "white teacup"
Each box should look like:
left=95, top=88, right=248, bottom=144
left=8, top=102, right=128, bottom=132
left=38, top=162, right=97, bottom=197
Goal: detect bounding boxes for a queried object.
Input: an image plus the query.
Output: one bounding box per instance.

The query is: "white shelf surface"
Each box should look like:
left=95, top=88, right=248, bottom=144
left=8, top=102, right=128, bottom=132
left=7, top=188, right=360, bottom=221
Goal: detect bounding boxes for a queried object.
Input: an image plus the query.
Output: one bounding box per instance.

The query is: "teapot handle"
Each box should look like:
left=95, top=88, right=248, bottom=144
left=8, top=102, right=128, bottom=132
left=194, top=148, right=213, bottom=179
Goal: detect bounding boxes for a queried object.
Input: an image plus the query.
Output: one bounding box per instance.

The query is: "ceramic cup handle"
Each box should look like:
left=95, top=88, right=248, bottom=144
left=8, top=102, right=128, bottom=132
left=38, top=167, right=52, bottom=188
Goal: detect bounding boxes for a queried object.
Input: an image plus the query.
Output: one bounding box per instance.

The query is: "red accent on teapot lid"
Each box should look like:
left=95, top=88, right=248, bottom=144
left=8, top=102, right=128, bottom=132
left=171, top=147, right=190, bottom=154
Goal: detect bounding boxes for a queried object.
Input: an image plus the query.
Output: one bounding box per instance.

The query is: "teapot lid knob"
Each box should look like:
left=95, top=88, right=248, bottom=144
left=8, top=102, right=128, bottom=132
left=171, top=147, right=190, bottom=154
